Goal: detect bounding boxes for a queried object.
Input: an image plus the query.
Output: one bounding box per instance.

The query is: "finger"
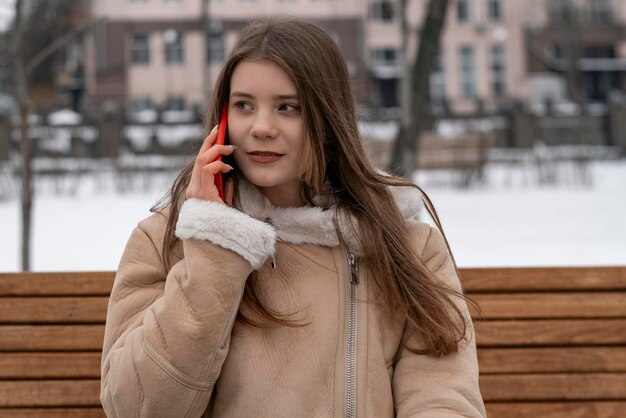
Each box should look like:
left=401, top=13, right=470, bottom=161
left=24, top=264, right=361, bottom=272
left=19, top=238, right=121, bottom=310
left=198, top=125, right=219, bottom=155
left=191, top=141, right=230, bottom=192
left=200, top=161, right=233, bottom=199
left=201, top=160, right=234, bottom=178
left=196, top=144, right=237, bottom=166
left=201, top=161, right=234, bottom=194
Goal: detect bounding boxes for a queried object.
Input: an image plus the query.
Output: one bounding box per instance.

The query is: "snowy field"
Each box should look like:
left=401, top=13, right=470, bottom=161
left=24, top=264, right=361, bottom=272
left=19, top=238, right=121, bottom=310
left=0, top=159, right=625, bottom=272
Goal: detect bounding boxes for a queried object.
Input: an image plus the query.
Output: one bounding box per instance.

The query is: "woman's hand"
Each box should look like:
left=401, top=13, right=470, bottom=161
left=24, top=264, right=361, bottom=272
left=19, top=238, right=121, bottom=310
left=185, top=125, right=236, bottom=205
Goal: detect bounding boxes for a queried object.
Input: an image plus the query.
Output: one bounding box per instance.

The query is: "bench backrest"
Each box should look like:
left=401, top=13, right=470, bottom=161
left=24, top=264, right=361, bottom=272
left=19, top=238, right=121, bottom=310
left=0, top=272, right=111, bottom=418
left=1, top=267, right=625, bottom=417
left=464, top=267, right=626, bottom=418
left=362, top=131, right=495, bottom=170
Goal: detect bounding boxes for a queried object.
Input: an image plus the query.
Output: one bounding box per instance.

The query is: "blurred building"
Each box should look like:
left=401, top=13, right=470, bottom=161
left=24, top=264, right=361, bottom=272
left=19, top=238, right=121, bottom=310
left=85, top=0, right=626, bottom=116
left=87, top=0, right=368, bottom=115
left=527, top=0, right=626, bottom=105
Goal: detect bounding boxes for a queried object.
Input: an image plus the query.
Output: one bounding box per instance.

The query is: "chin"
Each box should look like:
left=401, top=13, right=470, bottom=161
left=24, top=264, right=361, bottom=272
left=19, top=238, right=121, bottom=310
left=242, top=172, right=282, bottom=188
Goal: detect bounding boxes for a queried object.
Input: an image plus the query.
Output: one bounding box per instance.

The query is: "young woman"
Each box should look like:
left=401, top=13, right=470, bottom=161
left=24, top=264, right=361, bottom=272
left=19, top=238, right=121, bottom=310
left=101, top=17, right=486, bottom=418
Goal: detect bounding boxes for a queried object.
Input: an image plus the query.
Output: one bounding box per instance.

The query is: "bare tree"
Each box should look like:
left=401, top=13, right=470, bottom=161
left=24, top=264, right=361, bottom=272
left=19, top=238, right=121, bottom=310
left=555, top=0, right=584, bottom=108
left=202, top=0, right=211, bottom=104
left=389, top=0, right=450, bottom=177
left=9, top=0, right=92, bottom=270
left=10, top=0, right=34, bottom=271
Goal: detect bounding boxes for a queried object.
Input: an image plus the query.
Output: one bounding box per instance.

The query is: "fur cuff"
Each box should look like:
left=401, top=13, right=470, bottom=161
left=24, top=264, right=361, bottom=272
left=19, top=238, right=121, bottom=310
left=175, top=199, right=276, bottom=269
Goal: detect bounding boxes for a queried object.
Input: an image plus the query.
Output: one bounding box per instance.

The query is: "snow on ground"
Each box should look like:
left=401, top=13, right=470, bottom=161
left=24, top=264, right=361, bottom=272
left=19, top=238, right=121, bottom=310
left=0, top=160, right=624, bottom=272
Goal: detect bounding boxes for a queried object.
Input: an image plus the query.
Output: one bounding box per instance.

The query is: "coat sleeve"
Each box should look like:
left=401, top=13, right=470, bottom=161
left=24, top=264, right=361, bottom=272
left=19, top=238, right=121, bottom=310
left=100, top=199, right=276, bottom=418
left=392, top=224, right=486, bottom=418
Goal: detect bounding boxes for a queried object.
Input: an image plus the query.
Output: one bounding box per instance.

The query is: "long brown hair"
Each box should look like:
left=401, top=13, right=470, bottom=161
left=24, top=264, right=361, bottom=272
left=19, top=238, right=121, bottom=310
left=152, top=17, right=471, bottom=356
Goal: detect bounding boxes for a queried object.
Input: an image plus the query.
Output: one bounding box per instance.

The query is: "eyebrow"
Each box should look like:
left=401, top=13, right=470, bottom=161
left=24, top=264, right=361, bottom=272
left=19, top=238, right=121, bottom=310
left=230, top=91, right=299, bottom=100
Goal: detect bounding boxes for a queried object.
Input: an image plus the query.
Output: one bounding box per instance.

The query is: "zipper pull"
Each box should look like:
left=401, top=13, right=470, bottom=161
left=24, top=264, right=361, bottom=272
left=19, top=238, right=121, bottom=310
left=347, top=252, right=359, bottom=285
left=271, top=254, right=277, bottom=269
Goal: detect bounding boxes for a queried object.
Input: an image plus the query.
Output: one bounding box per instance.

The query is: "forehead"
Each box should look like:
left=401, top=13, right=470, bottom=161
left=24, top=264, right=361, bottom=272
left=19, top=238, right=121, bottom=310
left=230, top=60, right=298, bottom=95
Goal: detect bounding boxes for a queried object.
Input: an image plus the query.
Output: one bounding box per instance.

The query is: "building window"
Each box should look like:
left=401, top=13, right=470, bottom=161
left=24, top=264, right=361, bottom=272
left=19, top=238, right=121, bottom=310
left=130, top=96, right=153, bottom=112
left=548, top=0, right=576, bottom=23
left=486, top=0, right=502, bottom=21
left=490, top=45, right=507, bottom=97
left=459, top=45, right=476, bottom=98
left=207, top=32, right=225, bottom=63
left=430, top=50, right=446, bottom=103
left=589, top=0, right=612, bottom=22
left=370, top=1, right=394, bottom=22
left=430, top=47, right=446, bottom=103
left=164, top=30, right=184, bottom=65
left=457, top=0, right=473, bottom=23
left=132, top=34, right=150, bottom=65
left=165, top=95, right=186, bottom=111
left=371, top=48, right=397, bottom=66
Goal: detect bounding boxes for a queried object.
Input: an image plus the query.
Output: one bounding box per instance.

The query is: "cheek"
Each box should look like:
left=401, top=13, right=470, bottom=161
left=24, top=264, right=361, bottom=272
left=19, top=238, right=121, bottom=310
left=227, top=118, right=242, bottom=145
left=294, top=125, right=307, bottom=153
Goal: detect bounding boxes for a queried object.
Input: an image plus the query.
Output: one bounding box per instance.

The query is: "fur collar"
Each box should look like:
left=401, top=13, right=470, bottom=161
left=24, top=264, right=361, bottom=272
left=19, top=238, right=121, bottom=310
left=236, top=179, right=423, bottom=255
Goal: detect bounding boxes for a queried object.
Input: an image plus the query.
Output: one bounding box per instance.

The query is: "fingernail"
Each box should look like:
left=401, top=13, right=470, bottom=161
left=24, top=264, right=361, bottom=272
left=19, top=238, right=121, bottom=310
left=210, top=125, right=218, bottom=134
left=226, top=145, right=238, bottom=150
left=226, top=164, right=234, bottom=171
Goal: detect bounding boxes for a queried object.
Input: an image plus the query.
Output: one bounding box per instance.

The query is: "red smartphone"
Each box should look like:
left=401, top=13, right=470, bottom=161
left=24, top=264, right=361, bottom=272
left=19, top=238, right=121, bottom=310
left=214, top=104, right=228, bottom=201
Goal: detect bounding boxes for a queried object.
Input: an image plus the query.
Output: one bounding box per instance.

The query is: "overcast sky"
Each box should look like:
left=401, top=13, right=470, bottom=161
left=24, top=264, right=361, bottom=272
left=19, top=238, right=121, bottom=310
left=0, top=0, right=15, bottom=33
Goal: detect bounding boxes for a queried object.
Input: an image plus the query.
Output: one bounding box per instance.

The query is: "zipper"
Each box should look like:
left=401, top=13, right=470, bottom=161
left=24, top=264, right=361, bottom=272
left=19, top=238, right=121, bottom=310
left=345, top=251, right=359, bottom=418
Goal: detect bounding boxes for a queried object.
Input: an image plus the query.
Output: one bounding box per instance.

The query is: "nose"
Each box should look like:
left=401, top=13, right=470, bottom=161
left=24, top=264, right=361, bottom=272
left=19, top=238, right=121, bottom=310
left=250, top=110, right=278, bottom=139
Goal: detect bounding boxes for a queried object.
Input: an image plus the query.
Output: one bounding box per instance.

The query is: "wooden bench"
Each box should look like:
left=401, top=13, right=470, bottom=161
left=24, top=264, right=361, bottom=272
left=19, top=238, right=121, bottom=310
left=362, top=131, right=495, bottom=187
left=1, top=267, right=625, bottom=417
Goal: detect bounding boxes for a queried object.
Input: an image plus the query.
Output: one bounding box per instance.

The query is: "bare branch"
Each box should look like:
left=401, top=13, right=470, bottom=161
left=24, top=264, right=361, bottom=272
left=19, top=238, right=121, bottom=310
left=26, top=19, right=104, bottom=75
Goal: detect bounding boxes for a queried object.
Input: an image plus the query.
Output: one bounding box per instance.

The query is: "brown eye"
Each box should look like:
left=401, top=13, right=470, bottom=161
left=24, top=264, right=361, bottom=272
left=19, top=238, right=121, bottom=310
left=279, top=104, right=299, bottom=111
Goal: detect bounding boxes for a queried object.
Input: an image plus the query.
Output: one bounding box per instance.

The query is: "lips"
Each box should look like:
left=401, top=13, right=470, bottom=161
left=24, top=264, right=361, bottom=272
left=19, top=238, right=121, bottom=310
left=248, top=151, right=285, bottom=156
left=247, top=151, right=284, bottom=163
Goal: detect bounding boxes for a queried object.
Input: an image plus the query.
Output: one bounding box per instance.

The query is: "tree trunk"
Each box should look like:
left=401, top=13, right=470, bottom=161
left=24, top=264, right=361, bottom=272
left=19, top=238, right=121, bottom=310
left=389, top=0, right=449, bottom=178
left=560, top=0, right=585, bottom=110
left=11, top=0, right=33, bottom=271
left=202, top=0, right=211, bottom=104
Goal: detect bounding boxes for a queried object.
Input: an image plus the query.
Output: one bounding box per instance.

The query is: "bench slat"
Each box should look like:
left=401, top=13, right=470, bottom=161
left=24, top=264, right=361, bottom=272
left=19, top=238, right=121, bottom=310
left=4, top=347, right=625, bottom=379
left=478, top=347, right=626, bottom=373
left=0, top=353, right=100, bottom=379
left=470, top=292, right=626, bottom=319
left=0, top=380, right=101, bottom=407
left=481, top=373, right=626, bottom=401
left=0, top=409, right=106, bottom=418
left=0, top=297, right=108, bottom=323
left=485, top=401, right=626, bottom=418
left=0, top=326, right=104, bottom=351
left=475, top=319, right=626, bottom=346
left=6, top=292, right=626, bottom=323
left=0, top=272, right=114, bottom=296
left=462, top=267, right=626, bottom=292
left=3, top=268, right=623, bottom=295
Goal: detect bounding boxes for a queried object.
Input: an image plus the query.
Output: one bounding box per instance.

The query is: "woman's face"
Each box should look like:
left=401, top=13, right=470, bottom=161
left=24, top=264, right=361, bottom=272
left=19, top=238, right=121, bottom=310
left=227, top=59, right=307, bottom=208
